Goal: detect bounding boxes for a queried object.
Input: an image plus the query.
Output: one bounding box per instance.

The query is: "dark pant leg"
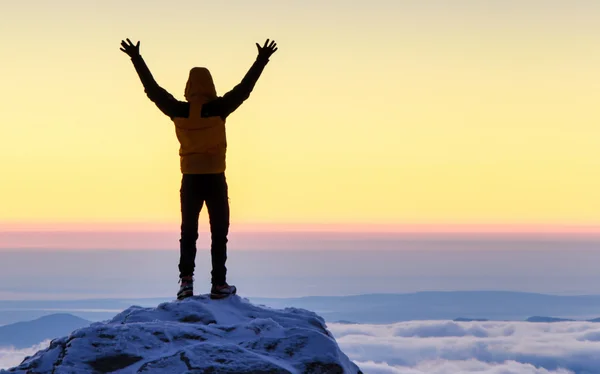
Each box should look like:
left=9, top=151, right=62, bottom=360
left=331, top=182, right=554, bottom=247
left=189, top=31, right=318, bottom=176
left=204, top=173, right=230, bottom=286
left=178, top=174, right=204, bottom=278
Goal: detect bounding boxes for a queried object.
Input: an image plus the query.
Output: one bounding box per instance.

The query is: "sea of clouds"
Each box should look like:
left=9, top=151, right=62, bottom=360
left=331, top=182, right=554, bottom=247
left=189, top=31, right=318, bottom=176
left=329, top=320, right=600, bottom=374
left=3, top=321, right=600, bottom=373
left=0, top=341, right=50, bottom=370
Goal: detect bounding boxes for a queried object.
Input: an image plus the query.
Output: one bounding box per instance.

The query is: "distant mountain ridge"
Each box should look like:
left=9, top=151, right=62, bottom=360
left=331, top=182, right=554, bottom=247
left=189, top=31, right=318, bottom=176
left=0, top=313, right=91, bottom=348
left=453, top=316, right=600, bottom=323
left=3, top=291, right=600, bottom=325
left=250, top=291, right=600, bottom=323
left=526, top=316, right=576, bottom=323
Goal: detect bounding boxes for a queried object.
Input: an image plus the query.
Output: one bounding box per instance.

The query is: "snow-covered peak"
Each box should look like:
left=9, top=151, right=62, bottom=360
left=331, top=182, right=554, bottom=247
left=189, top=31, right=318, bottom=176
left=3, top=295, right=363, bottom=374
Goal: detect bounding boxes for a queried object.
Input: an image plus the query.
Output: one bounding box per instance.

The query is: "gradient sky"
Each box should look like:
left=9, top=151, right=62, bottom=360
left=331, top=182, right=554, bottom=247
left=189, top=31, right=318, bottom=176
left=1, top=0, right=599, bottom=229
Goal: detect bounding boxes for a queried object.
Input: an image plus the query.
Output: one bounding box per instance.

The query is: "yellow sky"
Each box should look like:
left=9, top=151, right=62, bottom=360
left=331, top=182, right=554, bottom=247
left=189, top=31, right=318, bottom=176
left=0, top=1, right=599, bottom=228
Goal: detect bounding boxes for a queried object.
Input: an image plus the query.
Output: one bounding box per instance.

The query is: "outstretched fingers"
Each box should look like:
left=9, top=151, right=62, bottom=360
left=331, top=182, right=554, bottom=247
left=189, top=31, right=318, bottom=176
left=120, top=38, right=140, bottom=56
left=256, top=38, right=278, bottom=58
left=263, top=39, right=277, bottom=50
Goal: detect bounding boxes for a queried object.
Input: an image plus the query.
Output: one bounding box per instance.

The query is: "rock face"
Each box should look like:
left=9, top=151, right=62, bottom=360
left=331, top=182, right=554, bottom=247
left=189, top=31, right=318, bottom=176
left=3, top=295, right=362, bottom=374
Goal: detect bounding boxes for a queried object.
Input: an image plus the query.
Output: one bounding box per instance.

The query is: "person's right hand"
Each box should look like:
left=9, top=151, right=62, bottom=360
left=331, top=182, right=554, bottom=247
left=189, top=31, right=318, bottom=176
left=120, top=39, right=141, bottom=58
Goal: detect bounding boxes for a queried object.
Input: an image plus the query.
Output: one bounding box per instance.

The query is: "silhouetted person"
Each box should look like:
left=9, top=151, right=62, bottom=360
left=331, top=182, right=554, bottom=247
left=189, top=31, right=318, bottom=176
left=120, top=38, right=278, bottom=300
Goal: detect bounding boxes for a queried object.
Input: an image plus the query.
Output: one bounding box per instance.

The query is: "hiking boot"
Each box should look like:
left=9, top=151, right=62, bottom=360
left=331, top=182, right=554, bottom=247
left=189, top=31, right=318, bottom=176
left=210, top=283, right=237, bottom=299
left=177, top=276, right=194, bottom=300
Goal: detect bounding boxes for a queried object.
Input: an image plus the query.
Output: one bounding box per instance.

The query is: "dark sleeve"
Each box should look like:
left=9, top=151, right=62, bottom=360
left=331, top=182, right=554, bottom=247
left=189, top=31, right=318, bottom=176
left=130, top=55, right=189, bottom=119
left=202, top=57, right=270, bottom=120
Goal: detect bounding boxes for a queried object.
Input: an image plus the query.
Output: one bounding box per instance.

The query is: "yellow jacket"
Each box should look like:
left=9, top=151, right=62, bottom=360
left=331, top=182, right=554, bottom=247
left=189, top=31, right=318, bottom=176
left=173, top=68, right=227, bottom=174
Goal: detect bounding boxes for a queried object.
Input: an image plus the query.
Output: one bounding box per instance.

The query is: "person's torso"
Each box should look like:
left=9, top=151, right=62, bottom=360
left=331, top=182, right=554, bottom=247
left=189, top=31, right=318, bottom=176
left=172, top=104, right=227, bottom=174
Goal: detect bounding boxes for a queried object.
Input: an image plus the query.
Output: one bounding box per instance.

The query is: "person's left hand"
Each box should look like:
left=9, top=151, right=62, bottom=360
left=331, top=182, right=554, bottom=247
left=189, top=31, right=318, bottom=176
left=256, top=39, right=278, bottom=60
left=120, top=38, right=141, bottom=58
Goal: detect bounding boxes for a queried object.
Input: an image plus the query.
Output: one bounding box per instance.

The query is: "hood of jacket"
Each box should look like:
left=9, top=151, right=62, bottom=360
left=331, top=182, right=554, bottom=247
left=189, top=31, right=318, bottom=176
left=184, top=67, right=217, bottom=103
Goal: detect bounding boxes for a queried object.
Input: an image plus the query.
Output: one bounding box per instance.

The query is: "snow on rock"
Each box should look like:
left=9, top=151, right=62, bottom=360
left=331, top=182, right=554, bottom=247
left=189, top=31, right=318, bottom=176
left=2, top=295, right=362, bottom=374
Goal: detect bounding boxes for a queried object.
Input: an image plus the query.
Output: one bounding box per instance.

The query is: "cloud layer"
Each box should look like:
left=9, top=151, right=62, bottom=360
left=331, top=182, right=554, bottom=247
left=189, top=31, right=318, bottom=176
left=0, top=341, right=49, bottom=370
left=3, top=321, right=600, bottom=373
left=329, top=320, right=600, bottom=374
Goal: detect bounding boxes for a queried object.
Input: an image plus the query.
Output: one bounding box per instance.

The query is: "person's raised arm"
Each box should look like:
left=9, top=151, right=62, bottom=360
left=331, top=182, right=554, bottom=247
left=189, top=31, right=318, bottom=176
left=202, top=39, right=278, bottom=120
left=120, top=39, right=188, bottom=119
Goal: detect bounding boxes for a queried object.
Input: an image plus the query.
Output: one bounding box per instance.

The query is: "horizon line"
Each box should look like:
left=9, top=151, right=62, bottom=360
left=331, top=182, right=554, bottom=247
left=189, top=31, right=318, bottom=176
left=2, top=290, right=600, bottom=302
left=2, top=221, right=600, bottom=235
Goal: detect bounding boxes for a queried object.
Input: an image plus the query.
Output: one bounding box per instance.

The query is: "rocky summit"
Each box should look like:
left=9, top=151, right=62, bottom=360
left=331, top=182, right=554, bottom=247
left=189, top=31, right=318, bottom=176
left=3, top=295, right=362, bottom=374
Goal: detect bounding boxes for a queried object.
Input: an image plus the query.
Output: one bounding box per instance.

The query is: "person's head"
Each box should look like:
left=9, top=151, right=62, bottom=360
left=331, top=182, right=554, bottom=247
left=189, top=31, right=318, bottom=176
left=184, top=67, right=217, bottom=103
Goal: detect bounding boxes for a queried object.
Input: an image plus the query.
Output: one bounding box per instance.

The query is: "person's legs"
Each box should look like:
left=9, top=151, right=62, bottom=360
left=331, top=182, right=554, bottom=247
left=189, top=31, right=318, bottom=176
left=178, top=174, right=204, bottom=279
left=204, top=173, right=230, bottom=287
